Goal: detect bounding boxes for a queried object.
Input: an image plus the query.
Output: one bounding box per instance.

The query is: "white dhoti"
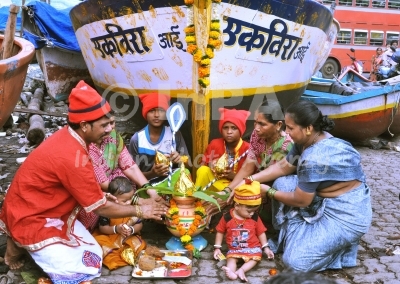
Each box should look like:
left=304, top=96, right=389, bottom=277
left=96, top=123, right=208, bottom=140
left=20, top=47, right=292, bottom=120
left=29, top=221, right=103, bottom=284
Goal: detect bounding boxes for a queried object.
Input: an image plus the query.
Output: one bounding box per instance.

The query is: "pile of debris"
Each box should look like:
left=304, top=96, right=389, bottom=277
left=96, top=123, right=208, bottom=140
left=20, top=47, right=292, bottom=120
left=1, top=64, right=68, bottom=147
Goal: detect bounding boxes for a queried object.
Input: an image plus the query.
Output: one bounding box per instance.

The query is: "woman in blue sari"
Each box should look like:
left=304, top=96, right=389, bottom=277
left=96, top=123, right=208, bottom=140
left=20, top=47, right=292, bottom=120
left=228, top=100, right=372, bottom=272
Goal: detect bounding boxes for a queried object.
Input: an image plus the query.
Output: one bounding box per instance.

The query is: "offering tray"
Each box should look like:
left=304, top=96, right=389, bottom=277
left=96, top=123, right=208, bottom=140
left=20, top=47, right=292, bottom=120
left=132, top=249, right=192, bottom=279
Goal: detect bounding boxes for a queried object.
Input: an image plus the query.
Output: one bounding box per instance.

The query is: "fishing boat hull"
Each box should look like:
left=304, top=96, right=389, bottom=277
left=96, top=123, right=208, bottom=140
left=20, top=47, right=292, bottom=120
left=70, top=0, right=337, bottom=158
left=0, top=35, right=35, bottom=129
left=34, top=47, right=92, bottom=102
left=22, top=3, right=93, bottom=102
left=302, top=86, right=400, bottom=142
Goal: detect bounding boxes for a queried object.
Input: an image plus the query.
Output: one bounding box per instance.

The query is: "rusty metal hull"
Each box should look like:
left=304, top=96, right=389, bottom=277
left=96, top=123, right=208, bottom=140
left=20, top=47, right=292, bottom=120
left=0, top=35, right=35, bottom=129
left=35, top=47, right=93, bottom=101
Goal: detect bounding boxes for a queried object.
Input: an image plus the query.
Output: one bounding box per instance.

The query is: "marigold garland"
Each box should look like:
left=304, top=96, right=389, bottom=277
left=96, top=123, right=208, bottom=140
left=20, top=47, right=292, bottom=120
left=168, top=199, right=205, bottom=253
left=183, top=0, right=221, bottom=88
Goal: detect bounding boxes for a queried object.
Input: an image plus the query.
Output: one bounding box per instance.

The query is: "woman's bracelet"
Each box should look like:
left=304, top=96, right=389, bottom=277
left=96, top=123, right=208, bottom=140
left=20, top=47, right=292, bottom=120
left=261, top=243, right=270, bottom=249
left=113, top=225, right=117, bottom=234
left=222, top=187, right=232, bottom=194
left=266, top=187, right=277, bottom=200
left=135, top=205, right=143, bottom=219
left=141, top=182, right=151, bottom=189
left=130, top=226, right=135, bottom=235
left=131, top=194, right=139, bottom=205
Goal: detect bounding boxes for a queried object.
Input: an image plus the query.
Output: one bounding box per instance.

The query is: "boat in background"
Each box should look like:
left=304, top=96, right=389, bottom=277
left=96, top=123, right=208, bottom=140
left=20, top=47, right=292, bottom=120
left=303, top=75, right=400, bottom=142
left=0, top=34, right=35, bottom=129
left=70, top=0, right=338, bottom=159
left=21, top=1, right=92, bottom=102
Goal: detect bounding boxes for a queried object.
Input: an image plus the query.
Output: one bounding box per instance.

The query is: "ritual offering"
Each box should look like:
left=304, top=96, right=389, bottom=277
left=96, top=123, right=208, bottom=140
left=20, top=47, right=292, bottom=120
left=174, top=162, right=195, bottom=196
left=121, top=247, right=136, bottom=266
left=155, top=150, right=169, bottom=166
left=214, top=153, right=229, bottom=178
left=132, top=249, right=192, bottom=279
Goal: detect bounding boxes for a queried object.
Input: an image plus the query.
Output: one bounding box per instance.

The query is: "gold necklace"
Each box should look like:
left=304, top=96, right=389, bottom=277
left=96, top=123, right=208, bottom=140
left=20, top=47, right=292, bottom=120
left=304, top=132, right=321, bottom=150
left=233, top=216, right=246, bottom=228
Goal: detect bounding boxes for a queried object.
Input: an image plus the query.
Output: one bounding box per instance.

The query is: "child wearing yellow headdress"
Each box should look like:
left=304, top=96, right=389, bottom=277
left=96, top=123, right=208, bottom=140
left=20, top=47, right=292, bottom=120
left=213, top=181, right=274, bottom=282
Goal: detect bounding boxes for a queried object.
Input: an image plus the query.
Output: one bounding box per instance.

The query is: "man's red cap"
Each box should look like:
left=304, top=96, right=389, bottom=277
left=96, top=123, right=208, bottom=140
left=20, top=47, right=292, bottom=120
left=68, top=80, right=111, bottom=123
left=218, top=108, right=251, bottom=136
left=139, top=93, right=170, bottom=118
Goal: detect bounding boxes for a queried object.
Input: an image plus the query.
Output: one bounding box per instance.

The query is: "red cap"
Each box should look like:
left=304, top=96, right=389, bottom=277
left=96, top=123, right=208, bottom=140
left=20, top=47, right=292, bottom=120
left=218, top=108, right=251, bottom=136
left=139, top=93, right=170, bottom=118
left=68, top=80, right=111, bottom=123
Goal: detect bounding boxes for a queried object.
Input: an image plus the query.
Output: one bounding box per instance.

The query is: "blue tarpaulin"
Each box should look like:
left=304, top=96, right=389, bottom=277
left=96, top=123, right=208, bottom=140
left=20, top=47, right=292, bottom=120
left=0, top=1, right=81, bottom=52
left=22, top=1, right=81, bottom=52
left=0, top=6, right=21, bottom=32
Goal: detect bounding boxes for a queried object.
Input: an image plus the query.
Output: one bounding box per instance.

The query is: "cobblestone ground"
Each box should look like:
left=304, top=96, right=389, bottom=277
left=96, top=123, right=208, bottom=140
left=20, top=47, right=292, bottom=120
left=0, top=132, right=399, bottom=284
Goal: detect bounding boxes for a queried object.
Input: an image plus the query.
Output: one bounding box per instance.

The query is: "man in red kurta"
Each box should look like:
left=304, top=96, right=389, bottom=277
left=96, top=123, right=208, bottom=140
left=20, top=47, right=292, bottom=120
left=0, top=81, right=167, bottom=284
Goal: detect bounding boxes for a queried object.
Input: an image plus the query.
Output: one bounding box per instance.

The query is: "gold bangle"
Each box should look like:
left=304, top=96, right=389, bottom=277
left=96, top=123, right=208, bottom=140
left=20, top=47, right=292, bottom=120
left=267, top=187, right=277, bottom=200
left=135, top=205, right=143, bottom=219
left=131, top=194, right=139, bottom=205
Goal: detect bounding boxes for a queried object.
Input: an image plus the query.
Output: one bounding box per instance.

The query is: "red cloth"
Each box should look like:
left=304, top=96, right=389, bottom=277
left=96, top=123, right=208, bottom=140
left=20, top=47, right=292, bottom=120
left=216, top=209, right=266, bottom=254
left=139, top=93, right=170, bottom=118
left=68, top=80, right=111, bottom=123
left=201, top=138, right=249, bottom=172
left=218, top=108, right=251, bottom=136
left=0, top=127, right=106, bottom=251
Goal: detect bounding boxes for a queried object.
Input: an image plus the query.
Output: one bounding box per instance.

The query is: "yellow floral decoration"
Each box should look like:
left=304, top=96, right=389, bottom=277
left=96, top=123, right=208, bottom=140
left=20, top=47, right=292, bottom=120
left=168, top=199, right=205, bottom=252
left=184, top=0, right=222, bottom=88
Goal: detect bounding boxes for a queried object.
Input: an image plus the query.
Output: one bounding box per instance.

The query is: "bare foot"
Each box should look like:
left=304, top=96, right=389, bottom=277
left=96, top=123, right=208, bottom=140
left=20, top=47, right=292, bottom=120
left=4, top=237, right=25, bottom=270
left=222, top=266, right=238, bottom=280
left=236, top=268, right=248, bottom=282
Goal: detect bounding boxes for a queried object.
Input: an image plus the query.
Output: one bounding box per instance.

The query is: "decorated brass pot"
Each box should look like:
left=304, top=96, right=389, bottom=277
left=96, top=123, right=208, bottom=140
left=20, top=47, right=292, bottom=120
left=165, top=196, right=207, bottom=238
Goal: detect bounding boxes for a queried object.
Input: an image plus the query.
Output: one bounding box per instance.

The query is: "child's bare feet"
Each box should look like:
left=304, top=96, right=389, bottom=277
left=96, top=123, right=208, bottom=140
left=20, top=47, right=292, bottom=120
left=236, top=268, right=248, bottom=282
left=222, top=266, right=238, bottom=280
left=4, top=237, right=25, bottom=270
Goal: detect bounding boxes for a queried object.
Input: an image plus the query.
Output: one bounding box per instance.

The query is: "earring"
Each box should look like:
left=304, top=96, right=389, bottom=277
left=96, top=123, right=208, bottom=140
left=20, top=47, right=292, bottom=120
left=306, top=131, right=311, bottom=136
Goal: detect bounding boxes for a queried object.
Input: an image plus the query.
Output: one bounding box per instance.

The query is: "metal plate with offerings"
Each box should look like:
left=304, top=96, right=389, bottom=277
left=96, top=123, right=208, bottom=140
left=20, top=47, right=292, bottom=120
left=132, top=249, right=192, bottom=279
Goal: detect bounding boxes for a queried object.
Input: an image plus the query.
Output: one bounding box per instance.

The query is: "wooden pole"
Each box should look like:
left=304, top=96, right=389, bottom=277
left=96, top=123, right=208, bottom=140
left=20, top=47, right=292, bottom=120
left=20, top=0, right=26, bottom=37
left=1, top=4, right=20, bottom=60
left=27, top=88, right=46, bottom=146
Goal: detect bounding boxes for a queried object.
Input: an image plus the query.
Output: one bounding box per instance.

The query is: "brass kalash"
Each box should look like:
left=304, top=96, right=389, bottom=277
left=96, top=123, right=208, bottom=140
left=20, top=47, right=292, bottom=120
left=137, top=155, right=226, bottom=258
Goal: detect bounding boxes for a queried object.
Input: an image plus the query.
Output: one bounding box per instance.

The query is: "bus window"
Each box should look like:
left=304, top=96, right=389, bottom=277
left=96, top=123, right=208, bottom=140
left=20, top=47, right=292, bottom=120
left=370, top=31, right=384, bottom=45
left=354, top=30, right=368, bottom=45
left=356, top=0, right=370, bottom=6
left=386, top=31, right=399, bottom=45
left=338, top=0, right=353, bottom=6
left=388, top=0, right=400, bottom=9
left=336, top=29, right=352, bottom=44
left=372, top=0, right=386, bottom=7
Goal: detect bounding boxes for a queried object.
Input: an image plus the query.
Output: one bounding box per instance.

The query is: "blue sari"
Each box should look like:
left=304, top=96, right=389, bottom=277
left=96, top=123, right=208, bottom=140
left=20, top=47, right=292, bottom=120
left=270, top=137, right=372, bottom=272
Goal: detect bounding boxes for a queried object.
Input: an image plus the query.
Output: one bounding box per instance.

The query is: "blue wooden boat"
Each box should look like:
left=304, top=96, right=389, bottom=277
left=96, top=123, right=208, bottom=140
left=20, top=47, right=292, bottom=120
left=303, top=77, right=400, bottom=141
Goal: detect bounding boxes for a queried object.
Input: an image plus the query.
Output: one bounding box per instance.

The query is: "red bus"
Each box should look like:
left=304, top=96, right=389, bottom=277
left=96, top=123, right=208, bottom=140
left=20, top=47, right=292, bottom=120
left=319, top=0, right=400, bottom=78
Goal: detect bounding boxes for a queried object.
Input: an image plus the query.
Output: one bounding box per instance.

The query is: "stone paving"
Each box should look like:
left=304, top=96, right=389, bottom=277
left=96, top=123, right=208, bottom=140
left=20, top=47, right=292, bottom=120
left=0, top=133, right=400, bottom=284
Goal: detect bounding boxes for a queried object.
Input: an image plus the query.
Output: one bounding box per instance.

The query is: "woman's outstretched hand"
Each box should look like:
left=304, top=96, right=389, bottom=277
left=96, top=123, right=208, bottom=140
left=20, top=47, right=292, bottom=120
left=139, top=203, right=168, bottom=221
left=204, top=194, right=227, bottom=216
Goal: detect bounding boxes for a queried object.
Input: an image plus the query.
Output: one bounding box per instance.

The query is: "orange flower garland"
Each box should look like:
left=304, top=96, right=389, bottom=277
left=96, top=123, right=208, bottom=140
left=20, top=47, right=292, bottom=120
left=184, top=0, right=222, bottom=88
left=168, top=199, right=206, bottom=253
